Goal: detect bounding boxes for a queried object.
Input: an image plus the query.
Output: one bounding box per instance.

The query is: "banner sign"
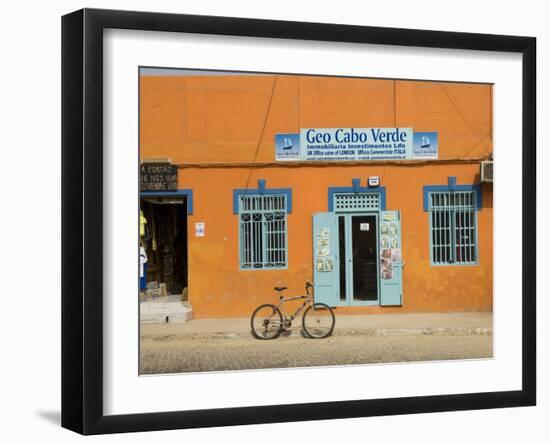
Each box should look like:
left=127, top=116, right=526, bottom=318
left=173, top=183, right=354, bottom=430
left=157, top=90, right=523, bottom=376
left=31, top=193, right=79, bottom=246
left=275, top=128, right=438, bottom=161
left=302, top=128, right=413, bottom=161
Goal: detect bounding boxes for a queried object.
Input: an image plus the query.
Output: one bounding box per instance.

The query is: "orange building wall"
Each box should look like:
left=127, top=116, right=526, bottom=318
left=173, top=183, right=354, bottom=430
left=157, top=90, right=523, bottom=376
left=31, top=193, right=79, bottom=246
left=140, top=74, right=493, bottom=318
left=140, top=75, right=492, bottom=164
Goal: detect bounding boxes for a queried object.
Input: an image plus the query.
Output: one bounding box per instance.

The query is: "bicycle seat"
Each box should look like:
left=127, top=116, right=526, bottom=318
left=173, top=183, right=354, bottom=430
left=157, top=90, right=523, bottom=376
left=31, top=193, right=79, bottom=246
left=274, top=286, right=288, bottom=292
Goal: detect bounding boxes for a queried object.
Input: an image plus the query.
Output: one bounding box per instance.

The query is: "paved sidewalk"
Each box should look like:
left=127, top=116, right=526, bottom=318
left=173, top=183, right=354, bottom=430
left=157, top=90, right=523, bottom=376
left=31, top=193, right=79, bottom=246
left=140, top=312, right=492, bottom=339
left=140, top=312, right=493, bottom=374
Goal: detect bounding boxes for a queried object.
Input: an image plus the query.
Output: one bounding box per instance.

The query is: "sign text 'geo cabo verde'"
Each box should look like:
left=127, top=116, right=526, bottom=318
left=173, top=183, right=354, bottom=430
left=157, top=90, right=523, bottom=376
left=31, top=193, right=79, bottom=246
left=275, top=128, right=439, bottom=162
left=302, top=128, right=412, bottom=161
left=306, top=128, right=409, bottom=145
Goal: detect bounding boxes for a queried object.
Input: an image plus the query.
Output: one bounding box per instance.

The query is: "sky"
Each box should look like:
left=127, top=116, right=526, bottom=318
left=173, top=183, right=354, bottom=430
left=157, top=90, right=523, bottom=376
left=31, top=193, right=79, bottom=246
left=139, top=67, right=268, bottom=76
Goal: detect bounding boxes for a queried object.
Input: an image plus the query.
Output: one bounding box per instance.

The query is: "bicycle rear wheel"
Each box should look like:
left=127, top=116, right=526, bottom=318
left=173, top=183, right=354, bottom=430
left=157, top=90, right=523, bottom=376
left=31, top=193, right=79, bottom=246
left=302, top=303, right=335, bottom=338
left=251, top=304, right=283, bottom=339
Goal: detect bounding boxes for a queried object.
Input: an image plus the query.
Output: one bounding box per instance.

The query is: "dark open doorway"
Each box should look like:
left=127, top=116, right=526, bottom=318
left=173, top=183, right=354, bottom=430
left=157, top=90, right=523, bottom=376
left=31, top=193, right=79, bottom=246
left=351, top=214, right=378, bottom=302
left=140, top=196, right=188, bottom=297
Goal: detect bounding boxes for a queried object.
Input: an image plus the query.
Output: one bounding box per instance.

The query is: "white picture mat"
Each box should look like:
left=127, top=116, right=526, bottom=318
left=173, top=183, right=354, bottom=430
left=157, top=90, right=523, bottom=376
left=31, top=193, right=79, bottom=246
left=103, top=29, right=522, bottom=416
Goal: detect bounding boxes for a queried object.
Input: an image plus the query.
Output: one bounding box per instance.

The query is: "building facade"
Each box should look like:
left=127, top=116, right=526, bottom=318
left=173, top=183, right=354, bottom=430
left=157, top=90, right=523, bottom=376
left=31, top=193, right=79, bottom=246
left=140, top=73, right=493, bottom=318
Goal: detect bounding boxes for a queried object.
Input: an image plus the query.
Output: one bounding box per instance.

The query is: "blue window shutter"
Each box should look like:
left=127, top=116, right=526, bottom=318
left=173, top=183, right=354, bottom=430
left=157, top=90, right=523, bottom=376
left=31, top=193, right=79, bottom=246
left=312, top=212, right=340, bottom=307
left=380, top=210, right=403, bottom=306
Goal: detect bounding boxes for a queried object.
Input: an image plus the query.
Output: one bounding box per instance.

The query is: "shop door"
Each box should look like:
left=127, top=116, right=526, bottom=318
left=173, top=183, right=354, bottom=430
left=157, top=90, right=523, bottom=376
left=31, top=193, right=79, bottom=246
left=314, top=202, right=403, bottom=307
left=334, top=213, right=380, bottom=306
left=379, top=210, right=403, bottom=306
left=312, top=212, right=339, bottom=307
left=350, top=214, right=379, bottom=302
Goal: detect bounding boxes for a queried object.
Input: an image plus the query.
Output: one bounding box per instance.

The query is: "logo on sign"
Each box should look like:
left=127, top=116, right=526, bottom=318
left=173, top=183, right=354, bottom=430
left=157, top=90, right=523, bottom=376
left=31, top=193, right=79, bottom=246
left=275, top=133, right=301, bottom=161
left=413, top=132, right=438, bottom=159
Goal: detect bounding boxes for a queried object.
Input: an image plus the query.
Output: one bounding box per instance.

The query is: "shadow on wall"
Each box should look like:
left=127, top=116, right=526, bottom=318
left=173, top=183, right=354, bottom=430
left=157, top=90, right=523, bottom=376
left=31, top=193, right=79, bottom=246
left=35, top=410, right=60, bottom=426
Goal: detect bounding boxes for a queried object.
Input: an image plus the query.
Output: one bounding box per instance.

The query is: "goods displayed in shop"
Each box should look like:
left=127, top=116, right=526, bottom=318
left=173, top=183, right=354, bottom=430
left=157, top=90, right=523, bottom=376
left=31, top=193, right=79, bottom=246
left=139, top=200, right=188, bottom=298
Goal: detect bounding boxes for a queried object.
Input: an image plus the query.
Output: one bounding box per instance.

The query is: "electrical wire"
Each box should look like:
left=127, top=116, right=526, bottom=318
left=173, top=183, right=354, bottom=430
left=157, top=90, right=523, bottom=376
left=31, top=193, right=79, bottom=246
left=244, top=76, right=278, bottom=190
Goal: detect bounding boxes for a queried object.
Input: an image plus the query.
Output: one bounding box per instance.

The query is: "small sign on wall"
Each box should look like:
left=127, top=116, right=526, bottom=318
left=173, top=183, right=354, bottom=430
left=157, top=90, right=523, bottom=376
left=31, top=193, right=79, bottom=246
left=360, top=223, right=370, bottom=231
left=195, top=222, right=205, bottom=237
left=139, top=163, right=178, bottom=191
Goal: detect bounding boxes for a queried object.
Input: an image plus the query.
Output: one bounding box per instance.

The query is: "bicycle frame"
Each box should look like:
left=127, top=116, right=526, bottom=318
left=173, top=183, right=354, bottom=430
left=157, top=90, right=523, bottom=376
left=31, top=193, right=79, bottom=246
left=276, top=291, right=313, bottom=321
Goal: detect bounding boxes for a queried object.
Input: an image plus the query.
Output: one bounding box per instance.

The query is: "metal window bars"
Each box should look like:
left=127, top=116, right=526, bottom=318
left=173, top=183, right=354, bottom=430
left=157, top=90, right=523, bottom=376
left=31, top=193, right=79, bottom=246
left=429, top=191, right=477, bottom=265
left=239, top=195, right=287, bottom=269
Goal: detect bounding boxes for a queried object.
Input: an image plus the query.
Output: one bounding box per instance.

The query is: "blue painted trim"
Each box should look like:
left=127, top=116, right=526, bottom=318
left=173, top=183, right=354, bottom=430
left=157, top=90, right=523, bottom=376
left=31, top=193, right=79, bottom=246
left=257, top=179, right=266, bottom=194
left=423, top=179, right=482, bottom=211
left=328, top=183, right=387, bottom=211
left=233, top=179, right=292, bottom=214
left=448, top=176, right=457, bottom=191
left=425, top=178, right=480, bottom=266
left=140, top=189, right=194, bottom=214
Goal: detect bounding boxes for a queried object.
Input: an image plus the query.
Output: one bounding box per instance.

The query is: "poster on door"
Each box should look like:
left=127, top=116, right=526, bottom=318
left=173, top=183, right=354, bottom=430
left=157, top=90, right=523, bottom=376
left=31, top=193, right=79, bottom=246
left=316, top=227, right=333, bottom=271
left=380, top=214, right=402, bottom=279
left=380, top=248, right=393, bottom=280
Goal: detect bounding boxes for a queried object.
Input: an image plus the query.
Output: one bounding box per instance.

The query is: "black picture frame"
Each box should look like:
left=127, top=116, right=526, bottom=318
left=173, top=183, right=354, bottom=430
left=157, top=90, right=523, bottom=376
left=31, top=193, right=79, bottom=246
left=61, top=8, right=536, bottom=435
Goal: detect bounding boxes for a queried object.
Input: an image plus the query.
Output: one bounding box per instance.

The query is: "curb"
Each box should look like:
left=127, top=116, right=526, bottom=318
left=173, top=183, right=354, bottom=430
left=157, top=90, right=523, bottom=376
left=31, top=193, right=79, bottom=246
left=142, top=327, right=493, bottom=341
left=338, top=327, right=493, bottom=337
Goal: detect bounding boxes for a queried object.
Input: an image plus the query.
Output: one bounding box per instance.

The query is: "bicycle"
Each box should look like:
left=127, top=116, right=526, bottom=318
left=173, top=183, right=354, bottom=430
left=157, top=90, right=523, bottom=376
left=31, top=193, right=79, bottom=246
left=250, top=282, right=335, bottom=339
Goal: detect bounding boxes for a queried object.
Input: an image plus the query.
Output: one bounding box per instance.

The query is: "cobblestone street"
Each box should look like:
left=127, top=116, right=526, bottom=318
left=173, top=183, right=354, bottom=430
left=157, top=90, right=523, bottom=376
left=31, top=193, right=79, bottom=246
left=140, top=330, right=492, bottom=374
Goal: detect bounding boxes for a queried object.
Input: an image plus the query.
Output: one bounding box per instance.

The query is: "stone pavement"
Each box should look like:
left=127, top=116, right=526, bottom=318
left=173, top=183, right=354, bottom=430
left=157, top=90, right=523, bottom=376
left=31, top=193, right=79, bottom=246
left=139, top=312, right=493, bottom=374
left=140, top=334, right=493, bottom=374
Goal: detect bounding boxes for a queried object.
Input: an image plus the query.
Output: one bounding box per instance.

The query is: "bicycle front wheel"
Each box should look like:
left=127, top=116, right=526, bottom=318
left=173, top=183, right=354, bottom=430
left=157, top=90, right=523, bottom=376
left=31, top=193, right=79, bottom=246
left=251, top=304, right=283, bottom=339
left=302, top=303, right=335, bottom=338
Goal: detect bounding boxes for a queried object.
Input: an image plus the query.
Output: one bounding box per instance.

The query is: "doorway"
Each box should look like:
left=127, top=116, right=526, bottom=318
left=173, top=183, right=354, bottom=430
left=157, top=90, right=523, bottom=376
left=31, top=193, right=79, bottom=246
left=338, top=213, right=379, bottom=305
left=140, top=196, right=188, bottom=297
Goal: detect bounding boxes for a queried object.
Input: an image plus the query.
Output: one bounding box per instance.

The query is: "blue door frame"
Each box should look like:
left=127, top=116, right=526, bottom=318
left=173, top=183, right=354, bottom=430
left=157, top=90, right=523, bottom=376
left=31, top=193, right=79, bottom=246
left=139, top=189, right=194, bottom=214
left=337, top=212, right=380, bottom=306
left=315, top=209, right=405, bottom=307
left=316, top=180, right=403, bottom=307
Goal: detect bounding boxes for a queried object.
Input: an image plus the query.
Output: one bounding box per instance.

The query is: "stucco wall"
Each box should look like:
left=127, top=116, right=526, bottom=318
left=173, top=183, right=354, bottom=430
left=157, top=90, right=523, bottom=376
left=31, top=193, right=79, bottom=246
left=178, top=164, right=492, bottom=318
left=140, top=74, right=493, bottom=318
left=140, top=75, right=492, bottom=164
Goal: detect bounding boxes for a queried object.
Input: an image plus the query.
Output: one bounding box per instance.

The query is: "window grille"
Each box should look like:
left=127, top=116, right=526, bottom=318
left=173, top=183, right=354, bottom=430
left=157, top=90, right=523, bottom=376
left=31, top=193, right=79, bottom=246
left=429, top=191, right=477, bottom=265
left=239, top=195, right=287, bottom=269
left=334, top=193, right=380, bottom=211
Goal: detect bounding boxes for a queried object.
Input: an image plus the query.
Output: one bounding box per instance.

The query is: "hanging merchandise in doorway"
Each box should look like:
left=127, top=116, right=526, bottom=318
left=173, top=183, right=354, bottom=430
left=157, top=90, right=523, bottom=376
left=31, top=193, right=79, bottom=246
left=140, top=197, right=188, bottom=298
